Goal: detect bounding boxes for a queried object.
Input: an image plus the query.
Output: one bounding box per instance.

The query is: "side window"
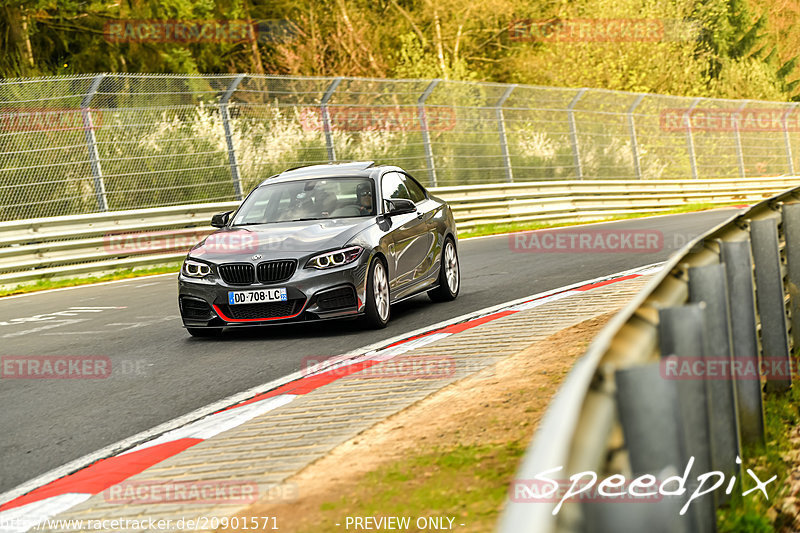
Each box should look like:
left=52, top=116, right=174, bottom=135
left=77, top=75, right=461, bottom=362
left=401, top=174, right=427, bottom=204
left=381, top=172, right=410, bottom=201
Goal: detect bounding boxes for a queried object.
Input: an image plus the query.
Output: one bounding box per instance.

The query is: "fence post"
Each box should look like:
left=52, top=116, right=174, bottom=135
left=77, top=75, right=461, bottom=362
left=81, top=74, right=108, bottom=212
left=567, top=88, right=587, bottom=179
left=221, top=74, right=245, bottom=201
left=321, top=77, right=343, bottom=163
left=496, top=84, right=516, bottom=183
left=684, top=98, right=702, bottom=179
left=418, top=79, right=441, bottom=187
left=750, top=217, right=793, bottom=392
left=628, top=94, right=645, bottom=179
left=733, top=101, right=749, bottom=178
left=784, top=103, right=797, bottom=175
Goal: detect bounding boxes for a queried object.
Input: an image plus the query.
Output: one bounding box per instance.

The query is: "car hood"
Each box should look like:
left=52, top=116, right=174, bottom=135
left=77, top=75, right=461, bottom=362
left=189, top=218, right=374, bottom=261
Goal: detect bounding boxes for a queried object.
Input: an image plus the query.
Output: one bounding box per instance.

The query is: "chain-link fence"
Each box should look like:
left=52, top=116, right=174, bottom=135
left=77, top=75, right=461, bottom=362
left=2, top=73, right=799, bottom=221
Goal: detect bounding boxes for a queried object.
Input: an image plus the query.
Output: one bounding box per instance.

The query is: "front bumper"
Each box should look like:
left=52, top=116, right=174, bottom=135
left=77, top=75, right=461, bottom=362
left=178, top=256, right=370, bottom=329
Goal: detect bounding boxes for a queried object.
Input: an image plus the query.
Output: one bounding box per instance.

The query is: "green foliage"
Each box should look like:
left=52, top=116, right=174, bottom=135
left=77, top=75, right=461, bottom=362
left=0, top=0, right=796, bottom=101
left=717, top=375, right=800, bottom=531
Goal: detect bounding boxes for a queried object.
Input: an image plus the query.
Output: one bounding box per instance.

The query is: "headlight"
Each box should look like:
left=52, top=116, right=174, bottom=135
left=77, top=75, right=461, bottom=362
left=182, top=259, right=212, bottom=278
left=305, top=246, right=363, bottom=270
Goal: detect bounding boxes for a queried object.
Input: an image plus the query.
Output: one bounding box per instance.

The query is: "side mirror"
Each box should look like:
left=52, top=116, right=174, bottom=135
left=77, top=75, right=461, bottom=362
left=386, top=199, right=416, bottom=216
left=211, top=211, right=232, bottom=228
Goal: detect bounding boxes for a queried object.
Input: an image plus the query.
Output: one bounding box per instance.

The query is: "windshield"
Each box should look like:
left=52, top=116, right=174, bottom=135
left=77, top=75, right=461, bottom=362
left=231, top=177, right=375, bottom=225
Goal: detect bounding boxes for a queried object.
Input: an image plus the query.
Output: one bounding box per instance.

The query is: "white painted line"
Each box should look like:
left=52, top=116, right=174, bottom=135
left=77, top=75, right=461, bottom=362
left=0, top=494, right=92, bottom=533
left=508, top=290, right=578, bottom=311
left=0, top=273, right=176, bottom=301
left=120, top=395, right=297, bottom=455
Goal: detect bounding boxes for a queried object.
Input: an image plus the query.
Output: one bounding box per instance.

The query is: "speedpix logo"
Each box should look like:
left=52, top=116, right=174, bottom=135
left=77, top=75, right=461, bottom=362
left=510, top=228, right=663, bottom=253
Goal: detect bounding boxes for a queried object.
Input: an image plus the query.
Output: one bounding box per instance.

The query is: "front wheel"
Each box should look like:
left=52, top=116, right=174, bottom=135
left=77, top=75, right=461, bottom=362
left=187, top=327, right=223, bottom=338
left=428, top=238, right=460, bottom=302
left=362, top=257, right=390, bottom=329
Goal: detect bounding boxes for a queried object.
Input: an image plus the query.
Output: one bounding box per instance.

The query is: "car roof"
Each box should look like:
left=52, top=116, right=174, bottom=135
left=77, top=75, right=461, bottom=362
left=257, top=161, right=397, bottom=187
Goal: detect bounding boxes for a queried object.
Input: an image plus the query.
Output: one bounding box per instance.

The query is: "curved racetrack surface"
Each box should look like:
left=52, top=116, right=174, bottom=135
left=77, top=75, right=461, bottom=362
left=0, top=209, right=737, bottom=493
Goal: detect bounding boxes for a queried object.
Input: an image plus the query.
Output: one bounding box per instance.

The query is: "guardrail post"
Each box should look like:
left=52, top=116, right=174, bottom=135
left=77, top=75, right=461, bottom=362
left=221, top=74, right=245, bottom=201
left=496, top=85, right=516, bottom=183
left=688, top=263, right=742, bottom=488
left=418, top=79, right=441, bottom=187
left=719, top=239, right=766, bottom=446
left=734, top=101, right=749, bottom=178
left=783, top=203, right=800, bottom=350
left=750, top=218, right=793, bottom=392
left=609, top=363, right=688, bottom=532
left=567, top=88, right=587, bottom=179
left=684, top=98, right=702, bottom=179
left=658, top=304, right=716, bottom=533
left=784, top=104, right=797, bottom=175
left=628, top=94, right=645, bottom=179
left=321, top=77, right=343, bottom=163
left=81, top=74, right=108, bottom=212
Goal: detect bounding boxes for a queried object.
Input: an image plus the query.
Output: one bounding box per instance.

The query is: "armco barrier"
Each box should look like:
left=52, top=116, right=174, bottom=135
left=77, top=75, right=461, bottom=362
left=0, top=177, right=797, bottom=288
left=498, top=180, right=800, bottom=531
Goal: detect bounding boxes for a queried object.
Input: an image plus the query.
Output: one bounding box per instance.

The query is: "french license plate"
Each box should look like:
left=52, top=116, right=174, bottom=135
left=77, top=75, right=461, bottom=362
left=228, top=288, right=287, bottom=305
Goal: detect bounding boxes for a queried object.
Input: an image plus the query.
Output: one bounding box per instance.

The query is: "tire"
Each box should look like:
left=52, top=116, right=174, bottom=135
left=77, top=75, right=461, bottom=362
left=187, top=327, right=223, bottom=338
left=362, top=256, right=390, bottom=329
left=428, top=238, right=460, bottom=302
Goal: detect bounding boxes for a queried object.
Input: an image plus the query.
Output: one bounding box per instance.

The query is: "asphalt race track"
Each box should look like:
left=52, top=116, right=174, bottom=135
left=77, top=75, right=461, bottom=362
left=0, top=209, right=736, bottom=494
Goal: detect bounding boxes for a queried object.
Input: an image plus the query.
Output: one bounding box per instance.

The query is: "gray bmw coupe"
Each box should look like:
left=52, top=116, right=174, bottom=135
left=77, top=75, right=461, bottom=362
left=178, top=161, right=460, bottom=336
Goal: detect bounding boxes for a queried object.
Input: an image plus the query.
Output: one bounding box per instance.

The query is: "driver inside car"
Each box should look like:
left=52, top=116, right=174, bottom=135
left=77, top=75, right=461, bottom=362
left=357, top=182, right=374, bottom=215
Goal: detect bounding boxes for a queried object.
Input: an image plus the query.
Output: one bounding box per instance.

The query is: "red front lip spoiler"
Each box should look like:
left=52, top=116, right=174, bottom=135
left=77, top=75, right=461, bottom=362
left=212, top=302, right=306, bottom=323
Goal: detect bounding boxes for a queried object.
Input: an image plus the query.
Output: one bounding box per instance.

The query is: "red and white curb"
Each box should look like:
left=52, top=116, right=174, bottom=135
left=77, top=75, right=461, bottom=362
left=0, top=262, right=663, bottom=532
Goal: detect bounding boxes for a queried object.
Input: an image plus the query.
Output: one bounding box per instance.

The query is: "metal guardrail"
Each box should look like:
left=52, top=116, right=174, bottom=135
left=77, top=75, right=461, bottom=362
left=5, top=74, right=800, bottom=222
left=0, top=177, right=796, bottom=288
left=499, top=180, right=800, bottom=531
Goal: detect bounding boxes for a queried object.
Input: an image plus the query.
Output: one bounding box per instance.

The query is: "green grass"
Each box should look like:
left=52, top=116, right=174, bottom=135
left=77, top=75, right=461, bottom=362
left=717, top=372, right=800, bottom=532
left=0, top=262, right=182, bottom=297
left=0, top=201, right=742, bottom=297
left=303, top=441, right=526, bottom=532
